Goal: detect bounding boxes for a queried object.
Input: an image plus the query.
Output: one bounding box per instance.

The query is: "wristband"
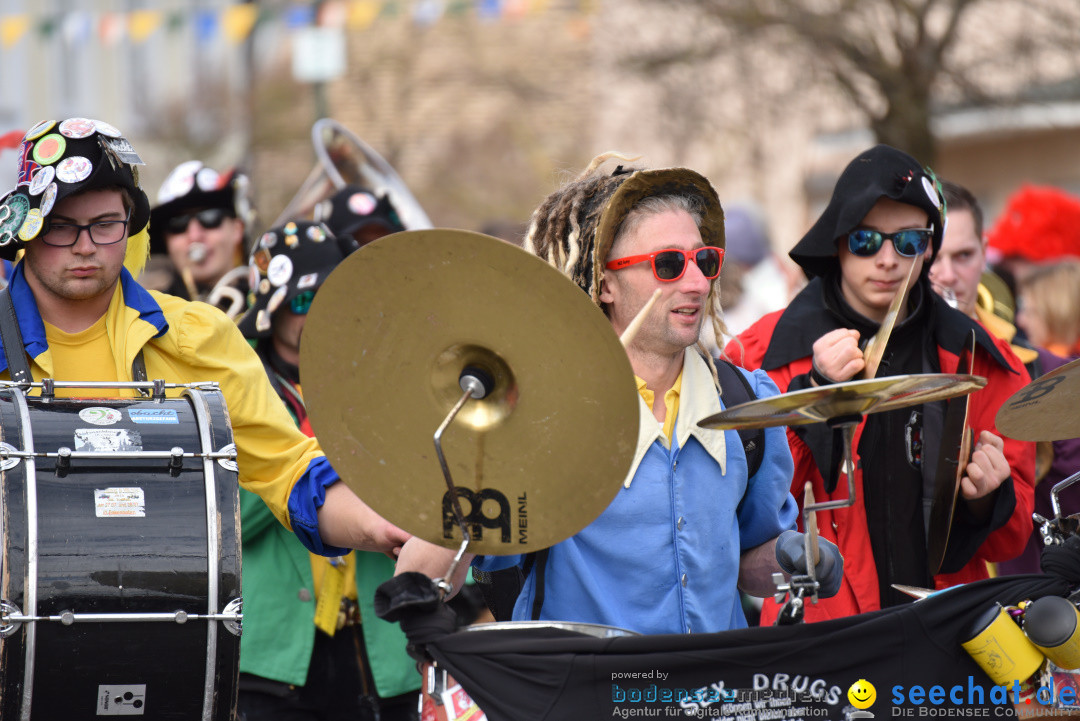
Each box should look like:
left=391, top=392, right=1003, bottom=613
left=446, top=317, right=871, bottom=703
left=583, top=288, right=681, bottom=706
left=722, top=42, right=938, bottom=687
left=810, top=360, right=838, bottom=387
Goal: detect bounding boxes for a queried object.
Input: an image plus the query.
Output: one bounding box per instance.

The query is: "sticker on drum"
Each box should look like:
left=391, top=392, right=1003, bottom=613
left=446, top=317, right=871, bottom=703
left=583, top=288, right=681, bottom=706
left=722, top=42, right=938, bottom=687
left=79, top=406, right=122, bottom=425
left=127, top=408, right=179, bottom=424
left=96, top=683, right=147, bottom=714
left=441, top=682, right=484, bottom=721
left=75, top=428, right=143, bottom=453
left=94, top=488, right=146, bottom=519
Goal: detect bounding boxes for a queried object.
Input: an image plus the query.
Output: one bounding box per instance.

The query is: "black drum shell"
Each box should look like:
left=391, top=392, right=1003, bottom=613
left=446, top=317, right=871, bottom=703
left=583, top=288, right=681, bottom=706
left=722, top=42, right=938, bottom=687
left=0, top=389, right=240, bottom=720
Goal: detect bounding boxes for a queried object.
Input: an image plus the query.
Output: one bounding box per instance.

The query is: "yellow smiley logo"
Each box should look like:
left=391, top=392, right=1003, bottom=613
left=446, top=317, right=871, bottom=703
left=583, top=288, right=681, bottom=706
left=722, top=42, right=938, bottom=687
left=848, top=679, right=876, bottom=709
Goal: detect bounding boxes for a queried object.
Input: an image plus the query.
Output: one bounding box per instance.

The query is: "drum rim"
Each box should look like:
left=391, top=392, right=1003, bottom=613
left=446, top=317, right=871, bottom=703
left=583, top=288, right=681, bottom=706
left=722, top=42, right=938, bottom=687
left=463, top=620, right=640, bottom=637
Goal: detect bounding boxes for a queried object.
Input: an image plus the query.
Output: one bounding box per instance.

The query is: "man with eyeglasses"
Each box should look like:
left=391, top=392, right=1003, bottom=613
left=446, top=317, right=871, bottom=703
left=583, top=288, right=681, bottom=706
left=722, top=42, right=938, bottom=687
left=397, top=158, right=844, bottom=635
left=235, top=221, right=421, bottom=720
left=727, top=144, right=1035, bottom=623
left=145, top=160, right=252, bottom=309
left=0, top=119, right=408, bottom=578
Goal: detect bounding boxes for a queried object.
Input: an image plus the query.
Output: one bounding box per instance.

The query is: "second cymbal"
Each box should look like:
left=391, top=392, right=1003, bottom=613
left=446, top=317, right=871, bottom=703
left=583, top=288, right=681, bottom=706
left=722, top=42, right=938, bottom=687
left=699, top=373, right=988, bottom=431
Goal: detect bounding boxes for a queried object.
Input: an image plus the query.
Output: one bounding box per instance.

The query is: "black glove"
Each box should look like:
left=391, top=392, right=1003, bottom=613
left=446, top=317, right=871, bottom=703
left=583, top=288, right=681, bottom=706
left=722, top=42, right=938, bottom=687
left=775, top=530, right=844, bottom=598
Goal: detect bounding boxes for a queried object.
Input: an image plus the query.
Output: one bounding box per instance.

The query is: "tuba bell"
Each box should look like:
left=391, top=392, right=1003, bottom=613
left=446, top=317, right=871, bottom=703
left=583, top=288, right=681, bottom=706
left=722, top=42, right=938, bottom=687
left=268, top=117, right=432, bottom=230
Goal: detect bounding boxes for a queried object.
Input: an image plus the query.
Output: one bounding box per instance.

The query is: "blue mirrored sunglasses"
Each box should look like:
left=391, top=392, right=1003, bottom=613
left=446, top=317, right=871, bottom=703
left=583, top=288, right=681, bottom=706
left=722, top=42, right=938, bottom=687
left=847, top=228, right=933, bottom=258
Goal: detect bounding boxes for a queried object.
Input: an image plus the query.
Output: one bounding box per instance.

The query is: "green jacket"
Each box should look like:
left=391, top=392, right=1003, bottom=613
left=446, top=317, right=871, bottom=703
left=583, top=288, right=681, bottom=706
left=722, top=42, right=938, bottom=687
left=238, top=486, right=420, bottom=696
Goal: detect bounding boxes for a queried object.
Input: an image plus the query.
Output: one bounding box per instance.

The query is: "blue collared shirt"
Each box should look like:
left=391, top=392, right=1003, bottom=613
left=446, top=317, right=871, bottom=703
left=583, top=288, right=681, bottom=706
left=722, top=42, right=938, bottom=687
left=475, top=350, right=798, bottom=635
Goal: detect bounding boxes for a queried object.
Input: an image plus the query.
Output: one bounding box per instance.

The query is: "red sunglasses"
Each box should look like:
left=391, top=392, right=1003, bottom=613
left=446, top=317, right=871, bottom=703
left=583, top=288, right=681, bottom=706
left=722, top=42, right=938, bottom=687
left=605, top=247, right=724, bottom=282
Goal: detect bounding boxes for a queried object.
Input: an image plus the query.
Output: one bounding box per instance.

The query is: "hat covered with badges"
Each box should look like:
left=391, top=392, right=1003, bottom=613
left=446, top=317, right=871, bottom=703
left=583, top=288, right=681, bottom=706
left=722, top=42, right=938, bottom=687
left=790, top=144, right=945, bottom=278
left=314, top=185, right=405, bottom=245
left=149, top=160, right=253, bottom=255
left=237, top=220, right=359, bottom=339
left=0, top=118, right=151, bottom=263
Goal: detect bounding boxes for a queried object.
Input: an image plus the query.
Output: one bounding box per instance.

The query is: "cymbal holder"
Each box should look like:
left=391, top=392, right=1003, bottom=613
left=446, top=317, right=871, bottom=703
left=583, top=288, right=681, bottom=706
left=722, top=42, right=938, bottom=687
left=1034, top=469, right=1080, bottom=546
left=433, top=367, right=495, bottom=598
left=776, top=413, right=862, bottom=615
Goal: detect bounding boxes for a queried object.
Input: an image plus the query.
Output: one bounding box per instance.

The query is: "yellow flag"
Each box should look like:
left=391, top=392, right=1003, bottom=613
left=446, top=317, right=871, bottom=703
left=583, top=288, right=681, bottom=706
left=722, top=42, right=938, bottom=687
left=128, top=10, right=163, bottom=44
left=1, top=15, right=29, bottom=49
left=347, top=0, right=380, bottom=30
left=222, top=4, right=258, bottom=44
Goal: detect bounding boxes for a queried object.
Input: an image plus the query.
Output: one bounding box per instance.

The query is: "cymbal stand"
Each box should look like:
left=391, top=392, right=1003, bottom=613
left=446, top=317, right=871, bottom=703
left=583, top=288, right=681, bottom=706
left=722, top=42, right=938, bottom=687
left=1034, top=470, right=1080, bottom=547
left=432, top=367, right=493, bottom=598
left=774, top=413, right=860, bottom=624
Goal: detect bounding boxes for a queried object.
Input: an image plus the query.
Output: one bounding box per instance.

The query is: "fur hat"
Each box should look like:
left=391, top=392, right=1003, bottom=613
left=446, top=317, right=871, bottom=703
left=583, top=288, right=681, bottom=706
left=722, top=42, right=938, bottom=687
left=149, top=161, right=253, bottom=255
left=0, top=118, right=151, bottom=270
left=986, top=184, right=1080, bottom=262
left=237, top=220, right=358, bottom=339
left=790, top=144, right=945, bottom=278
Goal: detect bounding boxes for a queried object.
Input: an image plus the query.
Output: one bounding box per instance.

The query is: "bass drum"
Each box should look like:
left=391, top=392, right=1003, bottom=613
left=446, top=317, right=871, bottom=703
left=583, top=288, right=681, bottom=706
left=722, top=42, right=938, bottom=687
left=0, top=384, right=241, bottom=721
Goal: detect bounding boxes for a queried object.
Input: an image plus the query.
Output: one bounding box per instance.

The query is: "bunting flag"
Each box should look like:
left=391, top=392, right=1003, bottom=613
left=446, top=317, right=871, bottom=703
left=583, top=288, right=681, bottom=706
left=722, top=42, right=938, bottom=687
left=127, top=10, right=163, bottom=43
left=0, top=14, right=29, bottom=49
left=0, top=0, right=595, bottom=50
left=222, top=4, right=258, bottom=43
left=99, top=12, right=126, bottom=47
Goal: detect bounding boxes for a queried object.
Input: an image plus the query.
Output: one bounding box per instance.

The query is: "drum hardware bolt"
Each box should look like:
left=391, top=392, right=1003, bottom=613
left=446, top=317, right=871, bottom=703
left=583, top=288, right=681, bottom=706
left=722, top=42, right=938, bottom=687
left=152, top=379, right=167, bottom=399
left=41, top=377, right=55, bottom=398
left=60, top=610, right=75, bottom=626
left=56, top=446, right=71, bottom=475
left=217, top=443, right=238, bottom=473
left=0, top=442, right=20, bottom=471
left=174, top=610, right=189, bottom=624
left=222, top=597, right=243, bottom=636
left=169, top=447, right=184, bottom=474
left=0, top=600, right=23, bottom=636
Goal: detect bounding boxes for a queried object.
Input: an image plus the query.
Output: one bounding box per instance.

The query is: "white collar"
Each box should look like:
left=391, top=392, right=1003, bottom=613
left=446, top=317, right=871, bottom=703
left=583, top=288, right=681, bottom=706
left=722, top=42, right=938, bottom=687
left=623, top=348, right=727, bottom=488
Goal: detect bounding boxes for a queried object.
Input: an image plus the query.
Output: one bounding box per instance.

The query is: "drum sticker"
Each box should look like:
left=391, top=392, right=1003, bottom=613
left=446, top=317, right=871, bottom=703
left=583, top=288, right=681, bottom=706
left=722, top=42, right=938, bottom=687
left=94, top=488, right=146, bottom=519
left=76, top=429, right=143, bottom=453
left=441, top=682, right=484, bottom=721
left=80, top=407, right=123, bottom=425
left=96, top=683, right=146, bottom=714
left=127, top=408, right=179, bottom=424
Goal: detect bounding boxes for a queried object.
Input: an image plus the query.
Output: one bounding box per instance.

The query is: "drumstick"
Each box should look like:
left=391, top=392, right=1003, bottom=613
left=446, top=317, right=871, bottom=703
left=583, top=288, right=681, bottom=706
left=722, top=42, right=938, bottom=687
left=620, top=289, right=662, bottom=348
left=862, top=258, right=918, bottom=379
left=804, top=482, right=820, bottom=568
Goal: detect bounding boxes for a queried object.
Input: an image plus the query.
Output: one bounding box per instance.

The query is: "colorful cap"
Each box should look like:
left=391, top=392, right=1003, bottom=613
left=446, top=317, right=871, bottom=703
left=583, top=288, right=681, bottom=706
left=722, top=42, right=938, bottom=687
left=0, top=118, right=150, bottom=262
left=237, top=220, right=359, bottom=339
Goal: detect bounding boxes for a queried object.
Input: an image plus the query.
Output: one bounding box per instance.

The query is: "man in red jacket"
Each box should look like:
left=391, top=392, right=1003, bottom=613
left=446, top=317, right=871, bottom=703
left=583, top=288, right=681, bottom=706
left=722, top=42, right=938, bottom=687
left=726, top=145, right=1035, bottom=623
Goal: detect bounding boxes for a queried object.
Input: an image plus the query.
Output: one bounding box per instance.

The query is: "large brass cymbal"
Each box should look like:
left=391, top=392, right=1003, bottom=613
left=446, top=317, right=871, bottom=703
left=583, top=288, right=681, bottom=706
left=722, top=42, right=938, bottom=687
left=299, top=229, right=639, bottom=555
left=698, top=373, right=987, bottom=431
left=997, top=357, right=1080, bottom=442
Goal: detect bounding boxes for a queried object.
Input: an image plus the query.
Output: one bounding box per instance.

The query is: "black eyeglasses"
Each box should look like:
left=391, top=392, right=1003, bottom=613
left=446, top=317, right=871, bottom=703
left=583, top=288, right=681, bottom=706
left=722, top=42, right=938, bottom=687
left=605, top=247, right=724, bottom=281
left=42, top=209, right=132, bottom=247
left=847, top=228, right=933, bottom=258
left=165, top=208, right=231, bottom=235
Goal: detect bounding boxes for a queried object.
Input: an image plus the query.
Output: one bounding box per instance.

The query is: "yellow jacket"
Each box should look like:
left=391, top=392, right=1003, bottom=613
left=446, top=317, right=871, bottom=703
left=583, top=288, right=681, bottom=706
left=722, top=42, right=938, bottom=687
left=2, top=264, right=339, bottom=553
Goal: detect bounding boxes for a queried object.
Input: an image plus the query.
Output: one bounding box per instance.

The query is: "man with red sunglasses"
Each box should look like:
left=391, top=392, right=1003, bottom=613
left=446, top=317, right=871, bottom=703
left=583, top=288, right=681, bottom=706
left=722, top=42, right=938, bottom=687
left=726, top=145, right=1035, bottom=623
left=398, top=157, right=844, bottom=634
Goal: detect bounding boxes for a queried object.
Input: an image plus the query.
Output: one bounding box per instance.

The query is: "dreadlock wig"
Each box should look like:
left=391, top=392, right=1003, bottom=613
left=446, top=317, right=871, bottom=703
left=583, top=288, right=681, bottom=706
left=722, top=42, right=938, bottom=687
left=524, top=153, right=731, bottom=350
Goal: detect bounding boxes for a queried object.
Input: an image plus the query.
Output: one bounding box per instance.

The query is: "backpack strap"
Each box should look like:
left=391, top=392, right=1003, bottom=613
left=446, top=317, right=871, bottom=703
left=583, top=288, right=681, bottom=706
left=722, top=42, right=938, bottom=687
left=526, top=548, right=549, bottom=621
left=714, top=358, right=765, bottom=477
left=0, top=287, right=32, bottom=385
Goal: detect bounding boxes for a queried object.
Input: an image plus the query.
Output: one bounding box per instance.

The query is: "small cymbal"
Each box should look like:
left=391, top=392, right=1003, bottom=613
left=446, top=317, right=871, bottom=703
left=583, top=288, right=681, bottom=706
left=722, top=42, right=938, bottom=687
left=300, top=229, right=639, bottom=555
left=997, top=357, right=1080, bottom=442
left=699, top=373, right=987, bottom=431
